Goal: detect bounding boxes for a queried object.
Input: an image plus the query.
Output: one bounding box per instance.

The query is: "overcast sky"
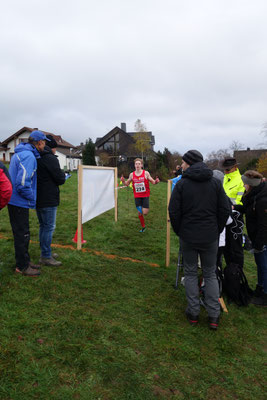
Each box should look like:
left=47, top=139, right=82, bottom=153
left=1, top=0, right=266, bottom=157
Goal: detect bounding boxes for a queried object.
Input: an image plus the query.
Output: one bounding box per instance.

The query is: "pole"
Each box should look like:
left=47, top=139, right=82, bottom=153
left=77, top=165, right=83, bottom=250
left=166, top=179, right=172, bottom=267
left=114, top=167, right=118, bottom=222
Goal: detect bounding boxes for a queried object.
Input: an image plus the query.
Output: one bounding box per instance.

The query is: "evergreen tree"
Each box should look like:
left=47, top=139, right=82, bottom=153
left=82, top=138, right=96, bottom=165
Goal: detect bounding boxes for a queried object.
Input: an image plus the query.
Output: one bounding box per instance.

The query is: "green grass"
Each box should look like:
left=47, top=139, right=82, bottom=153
left=0, top=173, right=266, bottom=399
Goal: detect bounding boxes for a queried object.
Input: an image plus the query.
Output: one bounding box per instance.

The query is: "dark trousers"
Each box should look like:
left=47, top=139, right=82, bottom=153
left=8, top=204, right=30, bottom=271
left=254, top=246, right=267, bottom=294
left=224, top=221, right=244, bottom=268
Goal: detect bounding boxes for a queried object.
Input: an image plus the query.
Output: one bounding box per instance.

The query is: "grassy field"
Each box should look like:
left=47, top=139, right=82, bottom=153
left=0, top=172, right=266, bottom=399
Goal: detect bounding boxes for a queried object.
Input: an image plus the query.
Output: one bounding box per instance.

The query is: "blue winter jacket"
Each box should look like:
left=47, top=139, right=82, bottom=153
left=8, top=143, right=40, bottom=209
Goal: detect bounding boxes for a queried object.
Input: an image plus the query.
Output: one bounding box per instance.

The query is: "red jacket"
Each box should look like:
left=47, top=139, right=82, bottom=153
left=0, top=161, right=12, bottom=210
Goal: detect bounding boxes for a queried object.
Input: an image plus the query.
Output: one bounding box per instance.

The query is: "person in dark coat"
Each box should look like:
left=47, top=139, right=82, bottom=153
left=36, top=135, right=66, bottom=266
left=169, top=150, right=231, bottom=330
left=235, top=170, right=267, bottom=306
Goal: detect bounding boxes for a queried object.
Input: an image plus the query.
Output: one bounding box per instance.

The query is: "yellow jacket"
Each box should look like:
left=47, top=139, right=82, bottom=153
left=223, top=169, right=244, bottom=205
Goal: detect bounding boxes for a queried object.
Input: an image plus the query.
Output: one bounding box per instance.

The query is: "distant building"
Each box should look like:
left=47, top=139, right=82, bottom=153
left=234, top=147, right=267, bottom=170
left=95, top=123, right=155, bottom=166
left=0, top=127, right=82, bottom=170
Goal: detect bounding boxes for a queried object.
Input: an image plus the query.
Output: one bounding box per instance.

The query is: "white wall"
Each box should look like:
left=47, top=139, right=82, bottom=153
left=55, top=151, right=67, bottom=170
left=1, top=131, right=81, bottom=169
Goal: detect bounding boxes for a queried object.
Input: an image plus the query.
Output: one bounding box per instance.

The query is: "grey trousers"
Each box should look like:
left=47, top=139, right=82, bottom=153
left=180, top=239, right=220, bottom=318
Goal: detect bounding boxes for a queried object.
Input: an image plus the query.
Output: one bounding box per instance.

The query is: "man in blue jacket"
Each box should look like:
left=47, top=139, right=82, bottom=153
left=8, top=130, right=50, bottom=276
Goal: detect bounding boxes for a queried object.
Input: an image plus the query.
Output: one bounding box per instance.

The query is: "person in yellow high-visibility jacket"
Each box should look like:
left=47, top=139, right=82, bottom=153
left=223, top=160, right=244, bottom=205
left=222, top=157, right=245, bottom=268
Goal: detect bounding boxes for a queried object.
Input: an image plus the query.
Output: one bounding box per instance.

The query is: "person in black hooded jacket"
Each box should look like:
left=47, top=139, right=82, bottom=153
left=169, top=150, right=231, bottom=330
left=234, top=170, right=267, bottom=306
left=36, top=135, right=66, bottom=266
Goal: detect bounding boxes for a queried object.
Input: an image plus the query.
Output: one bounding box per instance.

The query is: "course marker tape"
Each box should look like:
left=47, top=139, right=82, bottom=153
left=0, top=233, right=160, bottom=268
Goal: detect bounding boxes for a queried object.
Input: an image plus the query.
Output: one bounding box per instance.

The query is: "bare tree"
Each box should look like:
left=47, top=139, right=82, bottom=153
left=205, top=148, right=231, bottom=169
left=133, top=119, right=151, bottom=160
left=229, top=140, right=244, bottom=155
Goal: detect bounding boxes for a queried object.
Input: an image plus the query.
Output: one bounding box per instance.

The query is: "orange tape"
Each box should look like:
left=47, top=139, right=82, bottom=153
left=0, top=233, right=160, bottom=268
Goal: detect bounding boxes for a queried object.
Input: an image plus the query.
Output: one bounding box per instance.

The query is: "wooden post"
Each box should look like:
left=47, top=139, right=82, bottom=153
left=77, top=165, right=83, bottom=250
left=219, top=297, right=228, bottom=313
left=166, top=180, right=172, bottom=267
left=114, top=167, right=118, bottom=222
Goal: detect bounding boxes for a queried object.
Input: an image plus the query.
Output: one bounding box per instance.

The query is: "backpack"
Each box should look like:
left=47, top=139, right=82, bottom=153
left=223, top=263, right=253, bottom=306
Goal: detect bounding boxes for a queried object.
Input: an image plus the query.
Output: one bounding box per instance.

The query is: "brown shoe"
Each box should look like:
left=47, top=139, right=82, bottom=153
left=29, top=262, right=41, bottom=270
left=16, top=266, right=40, bottom=276
left=39, top=257, right=62, bottom=267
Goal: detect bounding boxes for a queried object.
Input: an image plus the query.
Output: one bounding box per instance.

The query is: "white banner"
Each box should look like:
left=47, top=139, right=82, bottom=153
left=82, top=168, right=115, bottom=224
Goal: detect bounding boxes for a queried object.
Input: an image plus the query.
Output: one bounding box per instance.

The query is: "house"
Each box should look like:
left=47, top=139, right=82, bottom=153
left=95, top=123, right=155, bottom=166
left=0, top=127, right=82, bottom=171
left=234, top=147, right=267, bottom=171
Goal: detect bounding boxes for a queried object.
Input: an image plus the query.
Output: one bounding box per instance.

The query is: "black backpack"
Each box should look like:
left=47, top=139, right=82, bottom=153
left=223, top=263, right=253, bottom=306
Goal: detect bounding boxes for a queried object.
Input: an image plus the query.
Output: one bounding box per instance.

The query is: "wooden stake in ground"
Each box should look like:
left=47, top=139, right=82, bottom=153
left=77, top=165, right=83, bottom=250
left=114, top=167, right=118, bottom=222
left=166, top=179, right=172, bottom=267
left=219, top=297, right=228, bottom=313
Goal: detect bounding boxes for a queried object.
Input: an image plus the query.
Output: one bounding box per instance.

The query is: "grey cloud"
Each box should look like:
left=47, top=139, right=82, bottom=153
left=0, top=0, right=266, bottom=156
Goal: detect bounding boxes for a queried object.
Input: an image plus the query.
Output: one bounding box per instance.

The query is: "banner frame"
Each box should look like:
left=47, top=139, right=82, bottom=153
left=77, top=165, right=117, bottom=250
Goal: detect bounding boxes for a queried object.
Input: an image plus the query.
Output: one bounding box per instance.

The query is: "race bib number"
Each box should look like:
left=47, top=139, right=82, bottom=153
left=134, top=182, right=146, bottom=192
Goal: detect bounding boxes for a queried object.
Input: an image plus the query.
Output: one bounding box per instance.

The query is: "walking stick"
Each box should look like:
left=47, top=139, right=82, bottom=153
left=174, top=248, right=183, bottom=290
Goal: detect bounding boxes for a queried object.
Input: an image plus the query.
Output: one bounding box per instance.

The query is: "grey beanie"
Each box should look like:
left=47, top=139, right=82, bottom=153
left=241, top=170, right=263, bottom=187
left=241, top=175, right=262, bottom=187
left=213, top=169, right=224, bottom=184
left=182, top=150, right=203, bottom=166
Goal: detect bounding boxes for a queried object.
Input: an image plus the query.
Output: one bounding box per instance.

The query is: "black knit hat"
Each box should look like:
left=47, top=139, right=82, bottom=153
left=221, top=157, right=238, bottom=169
left=182, top=150, right=203, bottom=165
left=46, top=134, right=58, bottom=149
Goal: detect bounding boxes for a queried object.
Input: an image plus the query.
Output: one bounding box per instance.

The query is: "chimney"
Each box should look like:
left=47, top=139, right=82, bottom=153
left=121, top=122, right=126, bottom=132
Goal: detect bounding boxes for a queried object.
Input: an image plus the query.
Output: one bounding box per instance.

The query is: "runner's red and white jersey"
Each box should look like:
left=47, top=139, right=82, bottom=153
left=132, top=170, right=150, bottom=198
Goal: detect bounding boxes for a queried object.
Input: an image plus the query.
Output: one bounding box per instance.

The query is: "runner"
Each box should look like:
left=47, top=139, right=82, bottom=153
left=121, top=158, right=160, bottom=232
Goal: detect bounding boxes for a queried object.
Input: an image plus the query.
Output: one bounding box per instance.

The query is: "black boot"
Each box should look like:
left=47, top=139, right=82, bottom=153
left=250, top=293, right=267, bottom=306
left=253, top=284, right=264, bottom=297
left=185, top=312, right=199, bottom=326
left=208, top=316, right=220, bottom=330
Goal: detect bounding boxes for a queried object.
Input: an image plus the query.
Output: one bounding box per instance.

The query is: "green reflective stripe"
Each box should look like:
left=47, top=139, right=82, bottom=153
left=237, top=192, right=244, bottom=195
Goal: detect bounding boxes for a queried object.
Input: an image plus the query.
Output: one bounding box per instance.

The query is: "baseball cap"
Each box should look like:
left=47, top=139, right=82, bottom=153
left=29, top=130, right=50, bottom=142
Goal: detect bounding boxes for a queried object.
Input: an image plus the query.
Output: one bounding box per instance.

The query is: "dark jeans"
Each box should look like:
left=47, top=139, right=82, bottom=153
left=36, top=207, right=57, bottom=258
left=8, top=204, right=30, bottom=271
left=254, top=246, right=267, bottom=294
left=180, top=239, right=220, bottom=318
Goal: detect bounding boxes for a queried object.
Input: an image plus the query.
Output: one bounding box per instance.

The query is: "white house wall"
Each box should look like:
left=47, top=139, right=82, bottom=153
left=1, top=133, right=30, bottom=162
left=0, top=130, right=81, bottom=169
left=55, top=151, right=68, bottom=170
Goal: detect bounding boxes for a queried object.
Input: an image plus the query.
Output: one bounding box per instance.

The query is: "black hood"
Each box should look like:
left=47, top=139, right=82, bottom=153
left=39, top=145, right=53, bottom=157
left=182, top=161, right=213, bottom=182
